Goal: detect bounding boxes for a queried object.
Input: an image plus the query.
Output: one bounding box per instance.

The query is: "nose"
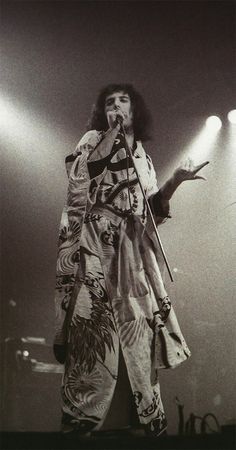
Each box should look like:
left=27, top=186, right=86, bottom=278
left=114, top=98, right=121, bottom=109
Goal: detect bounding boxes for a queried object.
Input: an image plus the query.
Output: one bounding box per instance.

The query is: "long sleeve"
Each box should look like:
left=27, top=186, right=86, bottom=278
left=54, top=130, right=107, bottom=346
left=145, top=154, right=171, bottom=223
left=149, top=190, right=171, bottom=219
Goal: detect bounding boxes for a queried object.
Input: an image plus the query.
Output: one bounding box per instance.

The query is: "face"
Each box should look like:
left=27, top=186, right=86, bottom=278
left=104, top=91, right=133, bottom=129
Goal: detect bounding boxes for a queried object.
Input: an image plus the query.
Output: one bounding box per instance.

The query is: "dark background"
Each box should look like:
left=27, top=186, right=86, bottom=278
left=1, top=0, right=235, bottom=435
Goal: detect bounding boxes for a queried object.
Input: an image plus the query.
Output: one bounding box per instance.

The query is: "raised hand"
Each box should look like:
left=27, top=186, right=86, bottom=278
left=174, top=158, right=209, bottom=183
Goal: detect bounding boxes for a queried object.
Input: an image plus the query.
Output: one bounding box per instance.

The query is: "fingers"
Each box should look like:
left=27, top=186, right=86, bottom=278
left=181, top=158, right=209, bottom=171
left=176, top=158, right=209, bottom=182
left=180, top=158, right=191, bottom=172
left=185, top=158, right=192, bottom=170
left=194, top=175, right=207, bottom=181
left=194, top=161, right=210, bottom=173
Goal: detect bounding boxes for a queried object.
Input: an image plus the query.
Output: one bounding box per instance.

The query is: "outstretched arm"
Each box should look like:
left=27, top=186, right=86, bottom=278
left=159, top=158, right=209, bottom=202
left=149, top=158, right=209, bottom=220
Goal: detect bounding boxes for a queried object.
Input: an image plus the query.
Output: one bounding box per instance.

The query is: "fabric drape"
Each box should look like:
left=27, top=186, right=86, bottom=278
left=53, top=130, right=191, bottom=436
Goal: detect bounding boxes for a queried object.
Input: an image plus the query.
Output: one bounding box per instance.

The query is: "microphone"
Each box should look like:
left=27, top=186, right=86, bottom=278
left=115, top=113, right=124, bottom=125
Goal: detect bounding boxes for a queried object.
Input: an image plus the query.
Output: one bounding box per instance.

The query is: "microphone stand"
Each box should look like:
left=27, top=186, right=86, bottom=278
left=120, top=123, right=174, bottom=283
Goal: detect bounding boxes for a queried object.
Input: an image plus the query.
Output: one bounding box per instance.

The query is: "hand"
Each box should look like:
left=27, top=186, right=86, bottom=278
left=107, top=109, right=126, bottom=129
left=174, top=158, right=209, bottom=183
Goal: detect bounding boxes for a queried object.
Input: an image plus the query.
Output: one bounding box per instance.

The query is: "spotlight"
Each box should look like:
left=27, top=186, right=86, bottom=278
left=205, top=116, right=222, bottom=131
left=227, top=110, right=236, bottom=124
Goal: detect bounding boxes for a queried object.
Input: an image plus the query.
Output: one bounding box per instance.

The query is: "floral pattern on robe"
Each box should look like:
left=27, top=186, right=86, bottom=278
left=54, top=130, right=191, bottom=436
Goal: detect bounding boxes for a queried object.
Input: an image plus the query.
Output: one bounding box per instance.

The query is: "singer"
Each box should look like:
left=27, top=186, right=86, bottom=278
left=53, top=84, right=208, bottom=438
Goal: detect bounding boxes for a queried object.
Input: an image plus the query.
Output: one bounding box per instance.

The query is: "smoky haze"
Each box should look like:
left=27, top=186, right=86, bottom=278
left=1, top=0, right=235, bottom=435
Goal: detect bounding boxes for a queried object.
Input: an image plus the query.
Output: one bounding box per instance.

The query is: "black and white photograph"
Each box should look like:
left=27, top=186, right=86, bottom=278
left=1, top=1, right=235, bottom=449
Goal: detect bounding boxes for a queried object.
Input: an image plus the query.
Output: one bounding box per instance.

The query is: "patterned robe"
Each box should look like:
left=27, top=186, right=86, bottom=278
left=54, top=129, right=191, bottom=436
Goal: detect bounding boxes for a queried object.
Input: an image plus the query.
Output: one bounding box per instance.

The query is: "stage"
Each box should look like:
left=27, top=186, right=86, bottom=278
left=1, top=429, right=235, bottom=450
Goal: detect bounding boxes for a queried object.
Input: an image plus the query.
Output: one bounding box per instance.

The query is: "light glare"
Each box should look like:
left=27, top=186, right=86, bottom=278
left=0, top=92, right=72, bottom=199
left=227, top=110, right=236, bottom=124
left=205, top=116, right=222, bottom=131
left=186, top=123, right=220, bottom=162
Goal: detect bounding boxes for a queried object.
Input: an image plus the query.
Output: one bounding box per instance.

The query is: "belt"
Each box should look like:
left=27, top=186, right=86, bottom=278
left=88, top=206, right=133, bottom=225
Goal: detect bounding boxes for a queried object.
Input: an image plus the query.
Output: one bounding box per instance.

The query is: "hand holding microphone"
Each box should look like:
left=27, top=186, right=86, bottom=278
left=107, top=109, right=125, bottom=129
left=115, top=112, right=124, bottom=125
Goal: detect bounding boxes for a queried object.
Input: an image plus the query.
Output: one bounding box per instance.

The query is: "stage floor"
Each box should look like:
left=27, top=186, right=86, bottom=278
left=1, top=431, right=235, bottom=450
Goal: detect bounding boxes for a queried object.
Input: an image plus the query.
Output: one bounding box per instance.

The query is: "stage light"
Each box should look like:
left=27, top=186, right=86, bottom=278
left=0, top=94, right=66, bottom=152
left=0, top=92, right=70, bottom=173
left=0, top=92, right=73, bottom=204
left=161, top=118, right=221, bottom=182
left=227, top=110, right=236, bottom=124
left=186, top=121, right=221, bottom=162
left=205, top=116, right=222, bottom=131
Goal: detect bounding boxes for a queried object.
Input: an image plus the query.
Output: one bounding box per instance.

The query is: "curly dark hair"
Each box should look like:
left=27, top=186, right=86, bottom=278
left=87, top=84, right=152, bottom=141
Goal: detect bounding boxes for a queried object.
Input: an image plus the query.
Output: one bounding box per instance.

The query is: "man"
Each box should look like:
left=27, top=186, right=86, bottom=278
left=53, top=84, right=208, bottom=437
